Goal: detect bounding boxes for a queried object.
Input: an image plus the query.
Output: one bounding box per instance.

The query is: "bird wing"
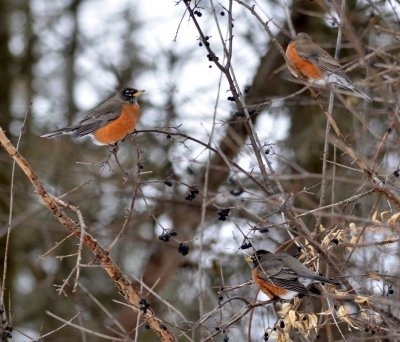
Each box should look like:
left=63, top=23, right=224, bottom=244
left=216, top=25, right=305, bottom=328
left=70, top=99, right=122, bottom=138
left=295, top=40, right=348, bottom=79
left=255, top=253, right=310, bottom=294
left=278, top=252, right=340, bottom=285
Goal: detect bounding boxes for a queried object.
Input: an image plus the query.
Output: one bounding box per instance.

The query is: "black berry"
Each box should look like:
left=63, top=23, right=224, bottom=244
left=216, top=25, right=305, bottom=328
left=139, top=298, right=150, bottom=314
left=178, top=243, right=190, bottom=256
left=230, top=189, right=243, bottom=196
left=164, top=180, right=173, bottom=187
left=240, top=242, right=252, bottom=249
left=218, top=208, right=230, bottom=221
left=185, top=188, right=199, bottom=201
left=158, top=233, right=170, bottom=242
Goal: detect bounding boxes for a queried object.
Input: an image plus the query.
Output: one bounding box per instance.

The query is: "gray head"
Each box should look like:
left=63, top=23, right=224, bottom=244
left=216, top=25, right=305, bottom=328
left=295, top=32, right=312, bottom=41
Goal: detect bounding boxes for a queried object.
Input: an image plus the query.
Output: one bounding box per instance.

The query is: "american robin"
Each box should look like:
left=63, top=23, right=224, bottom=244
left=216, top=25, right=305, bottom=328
left=245, top=249, right=340, bottom=300
left=286, top=32, right=372, bottom=102
left=41, top=87, right=145, bottom=145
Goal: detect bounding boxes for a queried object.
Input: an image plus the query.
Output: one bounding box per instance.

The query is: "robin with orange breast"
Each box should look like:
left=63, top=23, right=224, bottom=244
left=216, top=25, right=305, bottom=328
left=286, top=32, right=372, bottom=102
left=245, top=250, right=340, bottom=300
left=41, top=87, right=145, bottom=145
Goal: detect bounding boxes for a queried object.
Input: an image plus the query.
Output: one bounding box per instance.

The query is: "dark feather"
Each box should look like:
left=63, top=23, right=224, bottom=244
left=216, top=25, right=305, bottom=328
left=260, top=276, right=309, bottom=296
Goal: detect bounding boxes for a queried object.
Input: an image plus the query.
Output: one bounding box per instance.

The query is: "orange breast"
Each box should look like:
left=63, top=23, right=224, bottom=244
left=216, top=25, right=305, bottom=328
left=252, top=268, right=288, bottom=299
left=286, top=42, right=323, bottom=80
left=93, top=103, right=140, bottom=144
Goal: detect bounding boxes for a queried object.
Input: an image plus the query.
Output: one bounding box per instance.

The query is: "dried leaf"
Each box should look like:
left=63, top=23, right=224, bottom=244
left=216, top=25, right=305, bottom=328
left=321, top=234, right=330, bottom=248
left=318, top=306, right=335, bottom=315
left=305, top=242, right=315, bottom=258
left=355, top=296, right=369, bottom=304
left=337, top=305, right=358, bottom=329
left=360, top=310, right=370, bottom=321
left=288, top=310, right=297, bottom=328
left=277, top=303, right=292, bottom=317
left=308, top=313, right=318, bottom=334
left=371, top=210, right=379, bottom=224
left=276, top=331, right=290, bottom=342
left=388, top=212, right=400, bottom=225
left=350, top=235, right=363, bottom=244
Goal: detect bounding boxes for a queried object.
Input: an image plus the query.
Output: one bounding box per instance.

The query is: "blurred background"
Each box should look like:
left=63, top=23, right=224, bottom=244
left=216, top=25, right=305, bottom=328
left=1, top=0, right=400, bottom=341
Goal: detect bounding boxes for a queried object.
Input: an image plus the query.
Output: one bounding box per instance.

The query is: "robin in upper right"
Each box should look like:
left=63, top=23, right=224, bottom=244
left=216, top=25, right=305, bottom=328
left=245, top=250, right=340, bottom=300
left=286, top=32, right=372, bottom=102
left=41, top=87, right=145, bottom=145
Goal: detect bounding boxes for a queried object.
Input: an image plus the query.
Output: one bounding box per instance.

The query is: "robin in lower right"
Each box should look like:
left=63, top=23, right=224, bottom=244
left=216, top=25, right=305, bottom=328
left=245, top=250, right=340, bottom=300
left=286, top=32, right=372, bottom=102
left=41, top=87, right=145, bottom=145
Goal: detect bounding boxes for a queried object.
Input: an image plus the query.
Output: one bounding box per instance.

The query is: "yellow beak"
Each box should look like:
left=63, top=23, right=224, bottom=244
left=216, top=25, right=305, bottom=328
left=244, top=257, right=252, bottom=262
left=134, top=90, right=145, bottom=96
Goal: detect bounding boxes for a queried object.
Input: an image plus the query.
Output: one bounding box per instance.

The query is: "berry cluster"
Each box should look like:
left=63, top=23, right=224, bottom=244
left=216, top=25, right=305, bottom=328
left=218, top=208, right=230, bottom=221
left=158, top=231, right=177, bottom=242
left=185, top=188, right=199, bottom=201
left=194, top=10, right=202, bottom=17
left=240, top=242, right=252, bottom=249
left=258, top=227, right=269, bottom=234
left=164, top=180, right=173, bottom=187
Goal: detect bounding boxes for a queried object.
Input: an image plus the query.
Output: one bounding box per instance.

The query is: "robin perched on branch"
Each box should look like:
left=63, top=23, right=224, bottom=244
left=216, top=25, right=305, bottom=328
left=245, top=249, right=340, bottom=300
left=286, top=32, right=372, bottom=102
left=41, top=88, right=145, bottom=145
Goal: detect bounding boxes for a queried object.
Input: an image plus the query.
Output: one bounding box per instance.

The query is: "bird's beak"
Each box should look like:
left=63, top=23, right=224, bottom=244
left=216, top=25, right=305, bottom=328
left=244, top=257, right=252, bottom=262
left=134, top=90, right=145, bottom=96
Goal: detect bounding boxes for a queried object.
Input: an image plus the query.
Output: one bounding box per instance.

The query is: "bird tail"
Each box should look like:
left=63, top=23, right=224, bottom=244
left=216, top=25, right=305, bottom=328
left=346, top=85, right=372, bottom=103
left=328, top=74, right=372, bottom=102
left=41, top=127, right=75, bottom=139
left=312, top=275, right=341, bottom=286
